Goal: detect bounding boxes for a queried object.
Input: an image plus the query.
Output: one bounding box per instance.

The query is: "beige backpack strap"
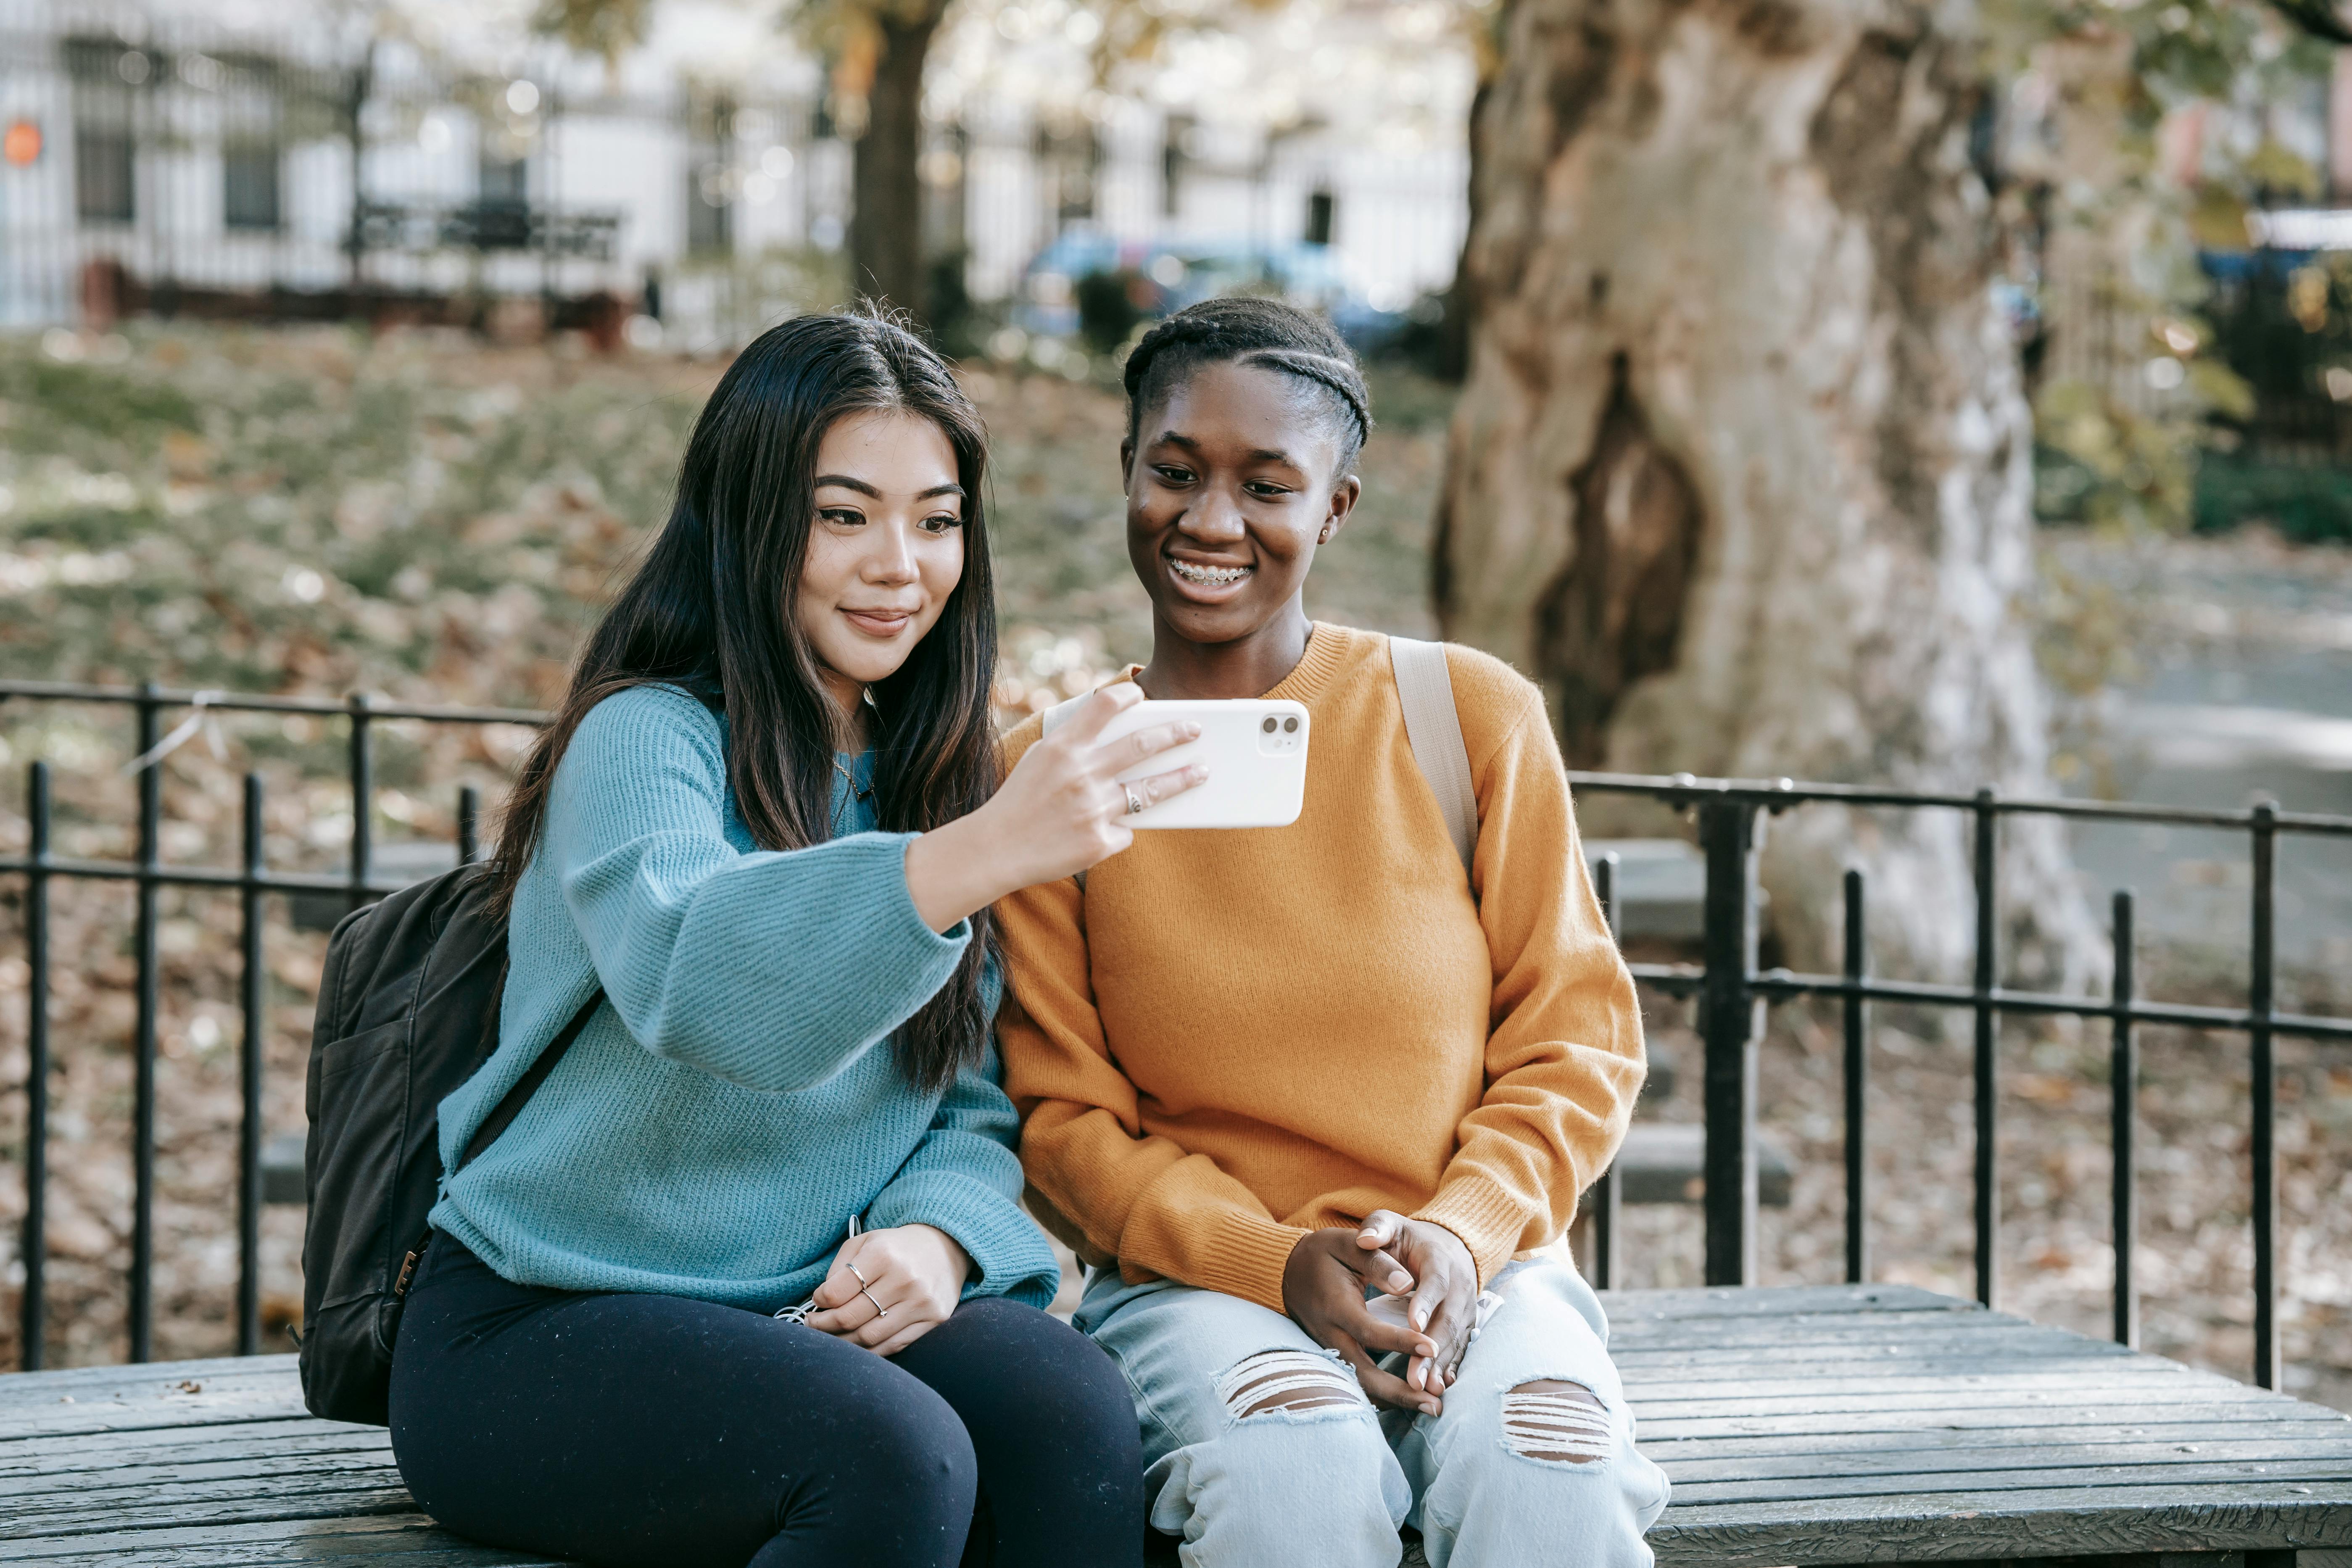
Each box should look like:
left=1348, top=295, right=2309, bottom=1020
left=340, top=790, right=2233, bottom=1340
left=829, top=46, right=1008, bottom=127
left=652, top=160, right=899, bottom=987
left=1389, top=636, right=1476, bottom=878
left=1040, top=696, right=1089, bottom=891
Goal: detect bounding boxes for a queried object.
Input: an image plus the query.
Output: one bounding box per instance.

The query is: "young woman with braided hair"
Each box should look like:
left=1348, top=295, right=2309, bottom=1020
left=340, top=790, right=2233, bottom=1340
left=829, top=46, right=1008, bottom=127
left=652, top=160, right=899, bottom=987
left=994, top=297, right=1671, bottom=1565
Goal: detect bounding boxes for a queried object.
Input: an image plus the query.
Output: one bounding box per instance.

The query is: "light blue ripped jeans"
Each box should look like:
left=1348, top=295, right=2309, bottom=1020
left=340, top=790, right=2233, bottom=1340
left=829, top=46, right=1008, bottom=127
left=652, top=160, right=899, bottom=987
left=1075, top=1258, right=1670, bottom=1567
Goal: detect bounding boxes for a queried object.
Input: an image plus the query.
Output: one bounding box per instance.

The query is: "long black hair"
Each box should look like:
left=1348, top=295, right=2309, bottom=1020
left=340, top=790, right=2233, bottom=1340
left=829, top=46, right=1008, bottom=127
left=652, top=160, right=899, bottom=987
left=1121, top=296, right=1374, bottom=474
left=489, top=309, right=998, bottom=1094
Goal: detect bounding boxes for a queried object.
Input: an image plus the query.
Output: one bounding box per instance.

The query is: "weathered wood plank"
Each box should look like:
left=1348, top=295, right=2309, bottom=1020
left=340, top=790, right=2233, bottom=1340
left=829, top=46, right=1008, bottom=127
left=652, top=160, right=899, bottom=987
left=0, top=1511, right=568, bottom=1565
left=1611, top=1317, right=2061, bottom=1352
left=1632, top=1385, right=2294, bottom=1421
left=1601, top=1285, right=1975, bottom=1320
left=1634, top=1355, right=2240, bottom=1383
left=1612, top=1330, right=2127, bottom=1362
left=1644, top=1425, right=2352, bottom=1467
left=0, top=1358, right=295, bottom=1412
left=1648, top=1481, right=2352, bottom=1565
left=0, top=1422, right=388, bottom=1482
left=1666, top=1459, right=2352, bottom=1506
left=1623, top=1355, right=2206, bottom=1382
left=3, top=1452, right=398, bottom=1506
left=6, top=1480, right=423, bottom=1542
left=1611, top=1319, right=2126, bottom=1349
left=3, top=1454, right=406, bottom=1516
left=0, top=1405, right=331, bottom=1444
left=0, top=1368, right=317, bottom=1443
left=1657, top=1436, right=2352, bottom=1481
left=1618, top=1354, right=2183, bottom=1382
left=1636, top=1400, right=2352, bottom=1442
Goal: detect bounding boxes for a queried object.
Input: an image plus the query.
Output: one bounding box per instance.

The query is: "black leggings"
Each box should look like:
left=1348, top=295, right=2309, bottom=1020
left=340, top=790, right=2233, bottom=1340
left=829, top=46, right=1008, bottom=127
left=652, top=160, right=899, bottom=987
left=388, top=1234, right=1142, bottom=1568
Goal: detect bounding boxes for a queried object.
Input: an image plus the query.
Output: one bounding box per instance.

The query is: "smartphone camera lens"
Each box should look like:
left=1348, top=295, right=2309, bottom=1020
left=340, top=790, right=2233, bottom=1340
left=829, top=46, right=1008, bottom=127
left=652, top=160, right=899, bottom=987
left=1262, top=716, right=1277, bottom=733
left=1282, top=717, right=1299, bottom=733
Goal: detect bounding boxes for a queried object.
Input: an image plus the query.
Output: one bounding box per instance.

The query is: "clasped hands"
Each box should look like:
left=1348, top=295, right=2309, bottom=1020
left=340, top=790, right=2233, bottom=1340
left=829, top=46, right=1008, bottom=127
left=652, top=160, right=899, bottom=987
left=1281, top=1210, right=1480, bottom=1418
left=802, top=1223, right=970, bottom=1357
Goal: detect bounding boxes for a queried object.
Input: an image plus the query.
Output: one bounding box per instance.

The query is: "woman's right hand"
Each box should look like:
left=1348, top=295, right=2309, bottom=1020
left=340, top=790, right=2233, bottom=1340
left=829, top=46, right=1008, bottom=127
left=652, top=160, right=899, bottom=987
left=1282, top=1229, right=1443, bottom=1417
left=904, top=684, right=1205, bottom=932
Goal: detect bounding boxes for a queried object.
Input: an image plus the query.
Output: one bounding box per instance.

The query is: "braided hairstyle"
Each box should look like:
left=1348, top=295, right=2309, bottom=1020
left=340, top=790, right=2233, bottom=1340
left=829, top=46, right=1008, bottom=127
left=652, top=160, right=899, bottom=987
left=1121, top=297, right=1374, bottom=476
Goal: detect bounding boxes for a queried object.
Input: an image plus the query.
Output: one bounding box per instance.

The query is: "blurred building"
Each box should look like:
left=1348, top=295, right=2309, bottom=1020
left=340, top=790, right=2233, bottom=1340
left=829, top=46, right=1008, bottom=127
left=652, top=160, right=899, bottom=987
left=0, top=0, right=1472, bottom=343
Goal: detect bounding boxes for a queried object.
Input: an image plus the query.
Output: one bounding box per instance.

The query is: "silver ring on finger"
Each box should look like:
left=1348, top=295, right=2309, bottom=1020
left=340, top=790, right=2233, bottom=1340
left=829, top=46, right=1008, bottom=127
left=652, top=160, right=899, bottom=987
left=1124, top=784, right=1145, bottom=815
left=847, top=1263, right=869, bottom=1288
left=860, top=1287, right=889, bottom=1318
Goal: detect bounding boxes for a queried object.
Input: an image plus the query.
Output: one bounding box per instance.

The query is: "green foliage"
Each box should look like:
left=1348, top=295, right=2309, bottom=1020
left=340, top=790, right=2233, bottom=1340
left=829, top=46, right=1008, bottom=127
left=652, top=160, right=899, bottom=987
left=0, top=358, right=201, bottom=451
left=534, top=0, right=654, bottom=61
left=2193, top=446, right=2352, bottom=539
left=1985, top=0, right=2336, bottom=539
left=2211, top=251, right=2352, bottom=407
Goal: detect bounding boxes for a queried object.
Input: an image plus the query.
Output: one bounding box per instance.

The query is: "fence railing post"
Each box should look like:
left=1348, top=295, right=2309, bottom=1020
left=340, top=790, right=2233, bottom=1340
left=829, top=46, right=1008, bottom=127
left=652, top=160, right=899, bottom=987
left=348, top=692, right=374, bottom=912
left=237, top=775, right=266, bottom=1356
left=458, top=783, right=481, bottom=866
left=1843, top=868, right=1868, bottom=1286
left=1698, top=796, right=1761, bottom=1287
left=2250, top=801, right=2278, bottom=1390
left=1590, top=851, right=1622, bottom=1291
left=2111, top=888, right=2137, bottom=1349
left=1972, top=788, right=1999, bottom=1311
left=21, top=762, right=51, bottom=1371
left=130, top=684, right=162, bottom=1363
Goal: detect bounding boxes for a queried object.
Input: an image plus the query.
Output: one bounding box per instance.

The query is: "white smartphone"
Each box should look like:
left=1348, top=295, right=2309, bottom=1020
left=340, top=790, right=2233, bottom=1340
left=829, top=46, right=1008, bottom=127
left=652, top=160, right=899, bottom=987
left=1087, top=698, right=1311, bottom=829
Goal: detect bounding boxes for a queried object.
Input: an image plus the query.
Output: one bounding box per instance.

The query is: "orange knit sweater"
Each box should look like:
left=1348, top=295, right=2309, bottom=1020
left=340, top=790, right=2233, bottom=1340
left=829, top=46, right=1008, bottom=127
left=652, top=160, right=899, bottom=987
left=995, top=624, right=1646, bottom=1313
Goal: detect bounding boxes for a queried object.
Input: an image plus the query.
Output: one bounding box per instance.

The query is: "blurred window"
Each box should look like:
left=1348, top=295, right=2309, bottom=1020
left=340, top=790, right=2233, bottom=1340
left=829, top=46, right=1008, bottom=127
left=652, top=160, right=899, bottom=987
left=224, top=143, right=279, bottom=230
left=75, top=124, right=133, bottom=223
left=480, top=153, right=527, bottom=204
left=1304, top=189, right=1334, bottom=247
left=65, top=34, right=137, bottom=225
left=688, top=164, right=733, bottom=254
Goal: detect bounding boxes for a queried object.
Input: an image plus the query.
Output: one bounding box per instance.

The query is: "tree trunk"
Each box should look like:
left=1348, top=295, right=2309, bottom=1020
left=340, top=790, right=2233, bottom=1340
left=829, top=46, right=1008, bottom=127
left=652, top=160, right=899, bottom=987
left=1433, top=0, right=2098, bottom=984
left=850, top=11, right=942, bottom=322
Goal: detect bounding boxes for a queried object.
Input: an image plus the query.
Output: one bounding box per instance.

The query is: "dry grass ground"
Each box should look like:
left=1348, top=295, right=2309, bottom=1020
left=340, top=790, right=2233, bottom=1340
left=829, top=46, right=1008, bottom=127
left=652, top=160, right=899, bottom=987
left=0, top=326, right=2342, bottom=1421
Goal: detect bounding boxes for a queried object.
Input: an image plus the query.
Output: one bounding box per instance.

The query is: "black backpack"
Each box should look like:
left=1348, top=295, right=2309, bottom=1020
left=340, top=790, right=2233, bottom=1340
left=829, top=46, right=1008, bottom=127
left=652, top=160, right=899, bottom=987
left=299, top=864, right=601, bottom=1424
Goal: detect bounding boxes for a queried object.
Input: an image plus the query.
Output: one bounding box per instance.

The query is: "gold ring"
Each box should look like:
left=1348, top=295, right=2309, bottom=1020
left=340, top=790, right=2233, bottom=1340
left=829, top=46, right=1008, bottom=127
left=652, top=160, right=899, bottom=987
left=860, top=1287, right=889, bottom=1318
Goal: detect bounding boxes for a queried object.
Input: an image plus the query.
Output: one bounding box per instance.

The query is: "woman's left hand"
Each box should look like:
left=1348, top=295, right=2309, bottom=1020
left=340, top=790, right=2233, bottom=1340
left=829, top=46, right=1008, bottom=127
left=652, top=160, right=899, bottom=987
left=1355, top=1210, right=1479, bottom=1396
left=805, top=1224, right=972, bottom=1356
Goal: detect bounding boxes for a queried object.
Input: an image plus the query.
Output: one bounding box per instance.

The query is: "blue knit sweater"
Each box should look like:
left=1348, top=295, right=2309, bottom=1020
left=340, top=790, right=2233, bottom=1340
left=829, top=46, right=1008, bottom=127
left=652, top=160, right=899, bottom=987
left=428, top=683, right=1059, bottom=1311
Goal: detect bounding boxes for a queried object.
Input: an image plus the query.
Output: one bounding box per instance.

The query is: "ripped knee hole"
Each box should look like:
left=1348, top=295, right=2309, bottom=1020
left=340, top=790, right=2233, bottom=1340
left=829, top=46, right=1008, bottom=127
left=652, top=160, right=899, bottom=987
left=1500, top=1379, right=1611, bottom=1464
left=1216, top=1349, right=1366, bottom=1419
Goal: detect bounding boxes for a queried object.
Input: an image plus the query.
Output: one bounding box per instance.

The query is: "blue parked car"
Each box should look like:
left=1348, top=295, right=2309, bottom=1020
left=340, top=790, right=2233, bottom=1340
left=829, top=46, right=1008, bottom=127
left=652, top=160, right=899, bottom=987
left=1014, top=229, right=1140, bottom=338
left=1014, top=230, right=1405, bottom=350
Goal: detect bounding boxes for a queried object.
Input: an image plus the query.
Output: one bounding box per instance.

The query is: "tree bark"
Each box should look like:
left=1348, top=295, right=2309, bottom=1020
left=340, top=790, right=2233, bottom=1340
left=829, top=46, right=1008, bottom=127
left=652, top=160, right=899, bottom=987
left=1434, top=0, right=2098, bottom=983
left=850, top=10, right=943, bottom=322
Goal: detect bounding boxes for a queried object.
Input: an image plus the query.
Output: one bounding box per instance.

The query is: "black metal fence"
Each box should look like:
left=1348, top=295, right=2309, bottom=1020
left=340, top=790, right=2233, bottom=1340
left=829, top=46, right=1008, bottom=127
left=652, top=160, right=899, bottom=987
left=5, top=679, right=2349, bottom=1393
left=2, top=678, right=537, bottom=1368
left=1578, top=772, right=2352, bottom=1394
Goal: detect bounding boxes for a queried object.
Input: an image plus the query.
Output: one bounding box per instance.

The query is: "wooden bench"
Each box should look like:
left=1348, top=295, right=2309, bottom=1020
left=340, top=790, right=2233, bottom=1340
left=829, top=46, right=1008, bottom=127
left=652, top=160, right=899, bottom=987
left=5, top=1285, right=2348, bottom=1566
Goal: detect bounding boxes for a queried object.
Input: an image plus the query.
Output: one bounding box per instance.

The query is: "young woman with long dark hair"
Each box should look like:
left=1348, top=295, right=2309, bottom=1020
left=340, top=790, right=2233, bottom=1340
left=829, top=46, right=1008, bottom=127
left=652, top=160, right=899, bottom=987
left=996, top=298, right=1670, bottom=1565
left=387, top=311, right=1197, bottom=1568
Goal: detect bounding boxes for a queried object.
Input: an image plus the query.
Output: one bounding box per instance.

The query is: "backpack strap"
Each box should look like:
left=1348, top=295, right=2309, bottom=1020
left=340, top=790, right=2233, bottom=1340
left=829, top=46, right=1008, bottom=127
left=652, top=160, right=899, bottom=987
left=1390, top=636, right=1476, bottom=878
left=458, top=989, right=605, bottom=1169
